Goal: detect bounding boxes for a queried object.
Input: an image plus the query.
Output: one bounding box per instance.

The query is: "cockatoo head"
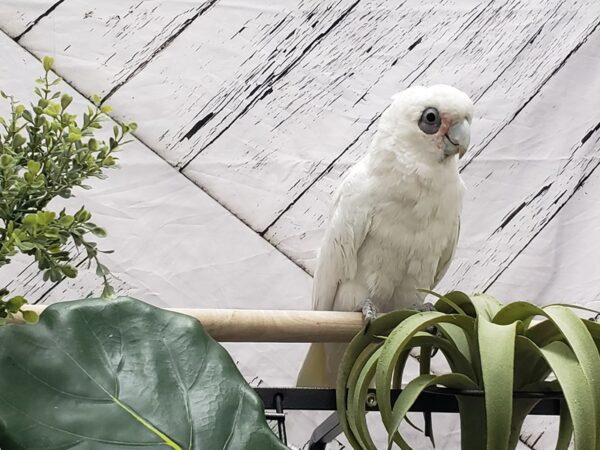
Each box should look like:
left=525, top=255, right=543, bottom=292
left=383, top=85, right=473, bottom=163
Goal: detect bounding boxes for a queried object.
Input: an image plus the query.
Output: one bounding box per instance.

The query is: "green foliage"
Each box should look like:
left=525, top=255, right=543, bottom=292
left=337, top=291, right=600, bottom=450
left=0, top=56, right=137, bottom=321
left=0, top=297, right=287, bottom=450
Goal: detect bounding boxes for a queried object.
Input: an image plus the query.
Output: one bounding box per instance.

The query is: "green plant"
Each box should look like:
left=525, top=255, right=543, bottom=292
left=336, top=291, right=600, bottom=450
left=0, top=56, right=136, bottom=322
left=0, top=297, right=287, bottom=449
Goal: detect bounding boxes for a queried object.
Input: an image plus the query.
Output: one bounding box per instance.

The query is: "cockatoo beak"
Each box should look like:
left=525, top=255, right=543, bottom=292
left=443, top=119, right=470, bottom=159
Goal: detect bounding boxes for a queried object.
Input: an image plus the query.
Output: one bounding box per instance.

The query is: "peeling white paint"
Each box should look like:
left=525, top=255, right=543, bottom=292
left=1, top=0, right=599, bottom=447
left=0, top=0, right=59, bottom=38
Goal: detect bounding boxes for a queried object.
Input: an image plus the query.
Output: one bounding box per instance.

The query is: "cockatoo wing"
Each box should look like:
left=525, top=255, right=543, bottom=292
left=312, top=193, right=371, bottom=312
left=432, top=219, right=460, bottom=288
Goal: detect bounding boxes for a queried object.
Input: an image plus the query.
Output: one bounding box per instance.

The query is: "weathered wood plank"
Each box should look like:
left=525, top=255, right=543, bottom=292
left=266, top=1, right=600, bottom=272
left=0, top=32, right=312, bottom=391
left=265, top=125, right=373, bottom=272
left=0, top=0, right=60, bottom=38
left=184, top=0, right=600, bottom=233
left=107, top=0, right=362, bottom=163
left=435, top=26, right=600, bottom=294
left=485, top=97, right=600, bottom=450
left=489, top=150, right=600, bottom=450
left=17, top=0, right=217, bottom=97
left=518, top=416, right=567, bottom=450
left=490, top=162, right=600, bottom=308
left=180, top=0, right=489, bottom=231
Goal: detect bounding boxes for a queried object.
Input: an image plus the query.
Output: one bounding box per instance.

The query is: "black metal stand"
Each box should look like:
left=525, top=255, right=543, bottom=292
left=307, top=412, right=341, bottom=450
left=256, top=387, right=564, bottom=448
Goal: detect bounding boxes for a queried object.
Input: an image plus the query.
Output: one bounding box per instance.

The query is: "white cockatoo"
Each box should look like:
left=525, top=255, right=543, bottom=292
left=297, top=85, right=473, bottom=387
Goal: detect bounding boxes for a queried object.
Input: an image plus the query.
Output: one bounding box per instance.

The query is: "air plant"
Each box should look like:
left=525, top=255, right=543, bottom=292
left=336, top=291, right=600, bottom=450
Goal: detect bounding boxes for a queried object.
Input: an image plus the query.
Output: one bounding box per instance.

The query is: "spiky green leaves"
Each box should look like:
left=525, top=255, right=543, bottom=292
left=337, top=292, right=600, bottom=450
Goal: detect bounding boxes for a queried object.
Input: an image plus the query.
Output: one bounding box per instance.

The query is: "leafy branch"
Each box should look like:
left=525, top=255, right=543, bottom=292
left=0, top=56, right=136, bottom=324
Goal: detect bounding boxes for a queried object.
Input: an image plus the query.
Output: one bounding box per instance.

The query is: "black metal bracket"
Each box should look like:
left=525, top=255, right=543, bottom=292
left=256, top=387, right=564, bottom=448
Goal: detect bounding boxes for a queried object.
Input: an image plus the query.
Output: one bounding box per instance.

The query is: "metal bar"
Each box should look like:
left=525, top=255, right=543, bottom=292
left=255, top=387, right=563, bottom=415
left=274, top=393, right=287, bottom=445
left=258, top=387, right=563, bottom=447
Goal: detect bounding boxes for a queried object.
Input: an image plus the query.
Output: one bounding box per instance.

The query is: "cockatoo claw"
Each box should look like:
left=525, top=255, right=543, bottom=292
left=360, top=299, right=378, bottom=335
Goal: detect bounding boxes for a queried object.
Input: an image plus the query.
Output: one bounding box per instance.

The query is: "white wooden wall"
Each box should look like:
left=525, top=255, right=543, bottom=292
left=1, top=1, right=599, bottom=448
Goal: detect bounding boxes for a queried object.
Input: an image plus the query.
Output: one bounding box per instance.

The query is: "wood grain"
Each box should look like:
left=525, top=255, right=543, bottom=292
left=19, top=305, right=366, bottom=341
left=107, top=0, right=362, bottom=165
left=18, top=0, right=217, bottom=97
left=488, top=145, right=600, bottom=450
left=266, top=0, right=600, bottom=273
left=183, top=0, right=600, bottom=234
left=437, top=26, right=600, bottom=294
left=182, top=0, right=489, bottom=231
left=0, top=0, right=61, bottom=38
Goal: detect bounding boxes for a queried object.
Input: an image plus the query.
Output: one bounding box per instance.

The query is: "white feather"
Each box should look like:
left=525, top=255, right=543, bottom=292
left=297, top=85, right=473, bottom=387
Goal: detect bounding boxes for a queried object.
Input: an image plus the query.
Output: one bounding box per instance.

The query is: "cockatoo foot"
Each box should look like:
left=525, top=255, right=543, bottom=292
left=359, top=299, right=378, bottom=334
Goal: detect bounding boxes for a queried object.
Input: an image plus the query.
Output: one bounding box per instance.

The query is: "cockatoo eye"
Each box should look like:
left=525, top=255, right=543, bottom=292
left=418, top=107, right=441, bottom=134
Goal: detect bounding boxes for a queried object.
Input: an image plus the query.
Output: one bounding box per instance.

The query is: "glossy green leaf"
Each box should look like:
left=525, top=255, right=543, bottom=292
left=0, top=297, right=286, bottom=450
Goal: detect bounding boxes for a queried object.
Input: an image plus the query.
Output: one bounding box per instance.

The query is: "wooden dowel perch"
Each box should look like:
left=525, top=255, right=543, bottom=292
left=20, top=305, right=365, bottom=343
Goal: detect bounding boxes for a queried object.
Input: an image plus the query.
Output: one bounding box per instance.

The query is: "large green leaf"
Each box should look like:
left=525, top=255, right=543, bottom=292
left=0, top=297, right=287, bottom=450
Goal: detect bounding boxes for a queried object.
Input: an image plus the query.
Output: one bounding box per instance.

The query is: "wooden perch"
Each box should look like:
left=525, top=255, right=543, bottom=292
left=19, top=305, right=365, bottom=343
